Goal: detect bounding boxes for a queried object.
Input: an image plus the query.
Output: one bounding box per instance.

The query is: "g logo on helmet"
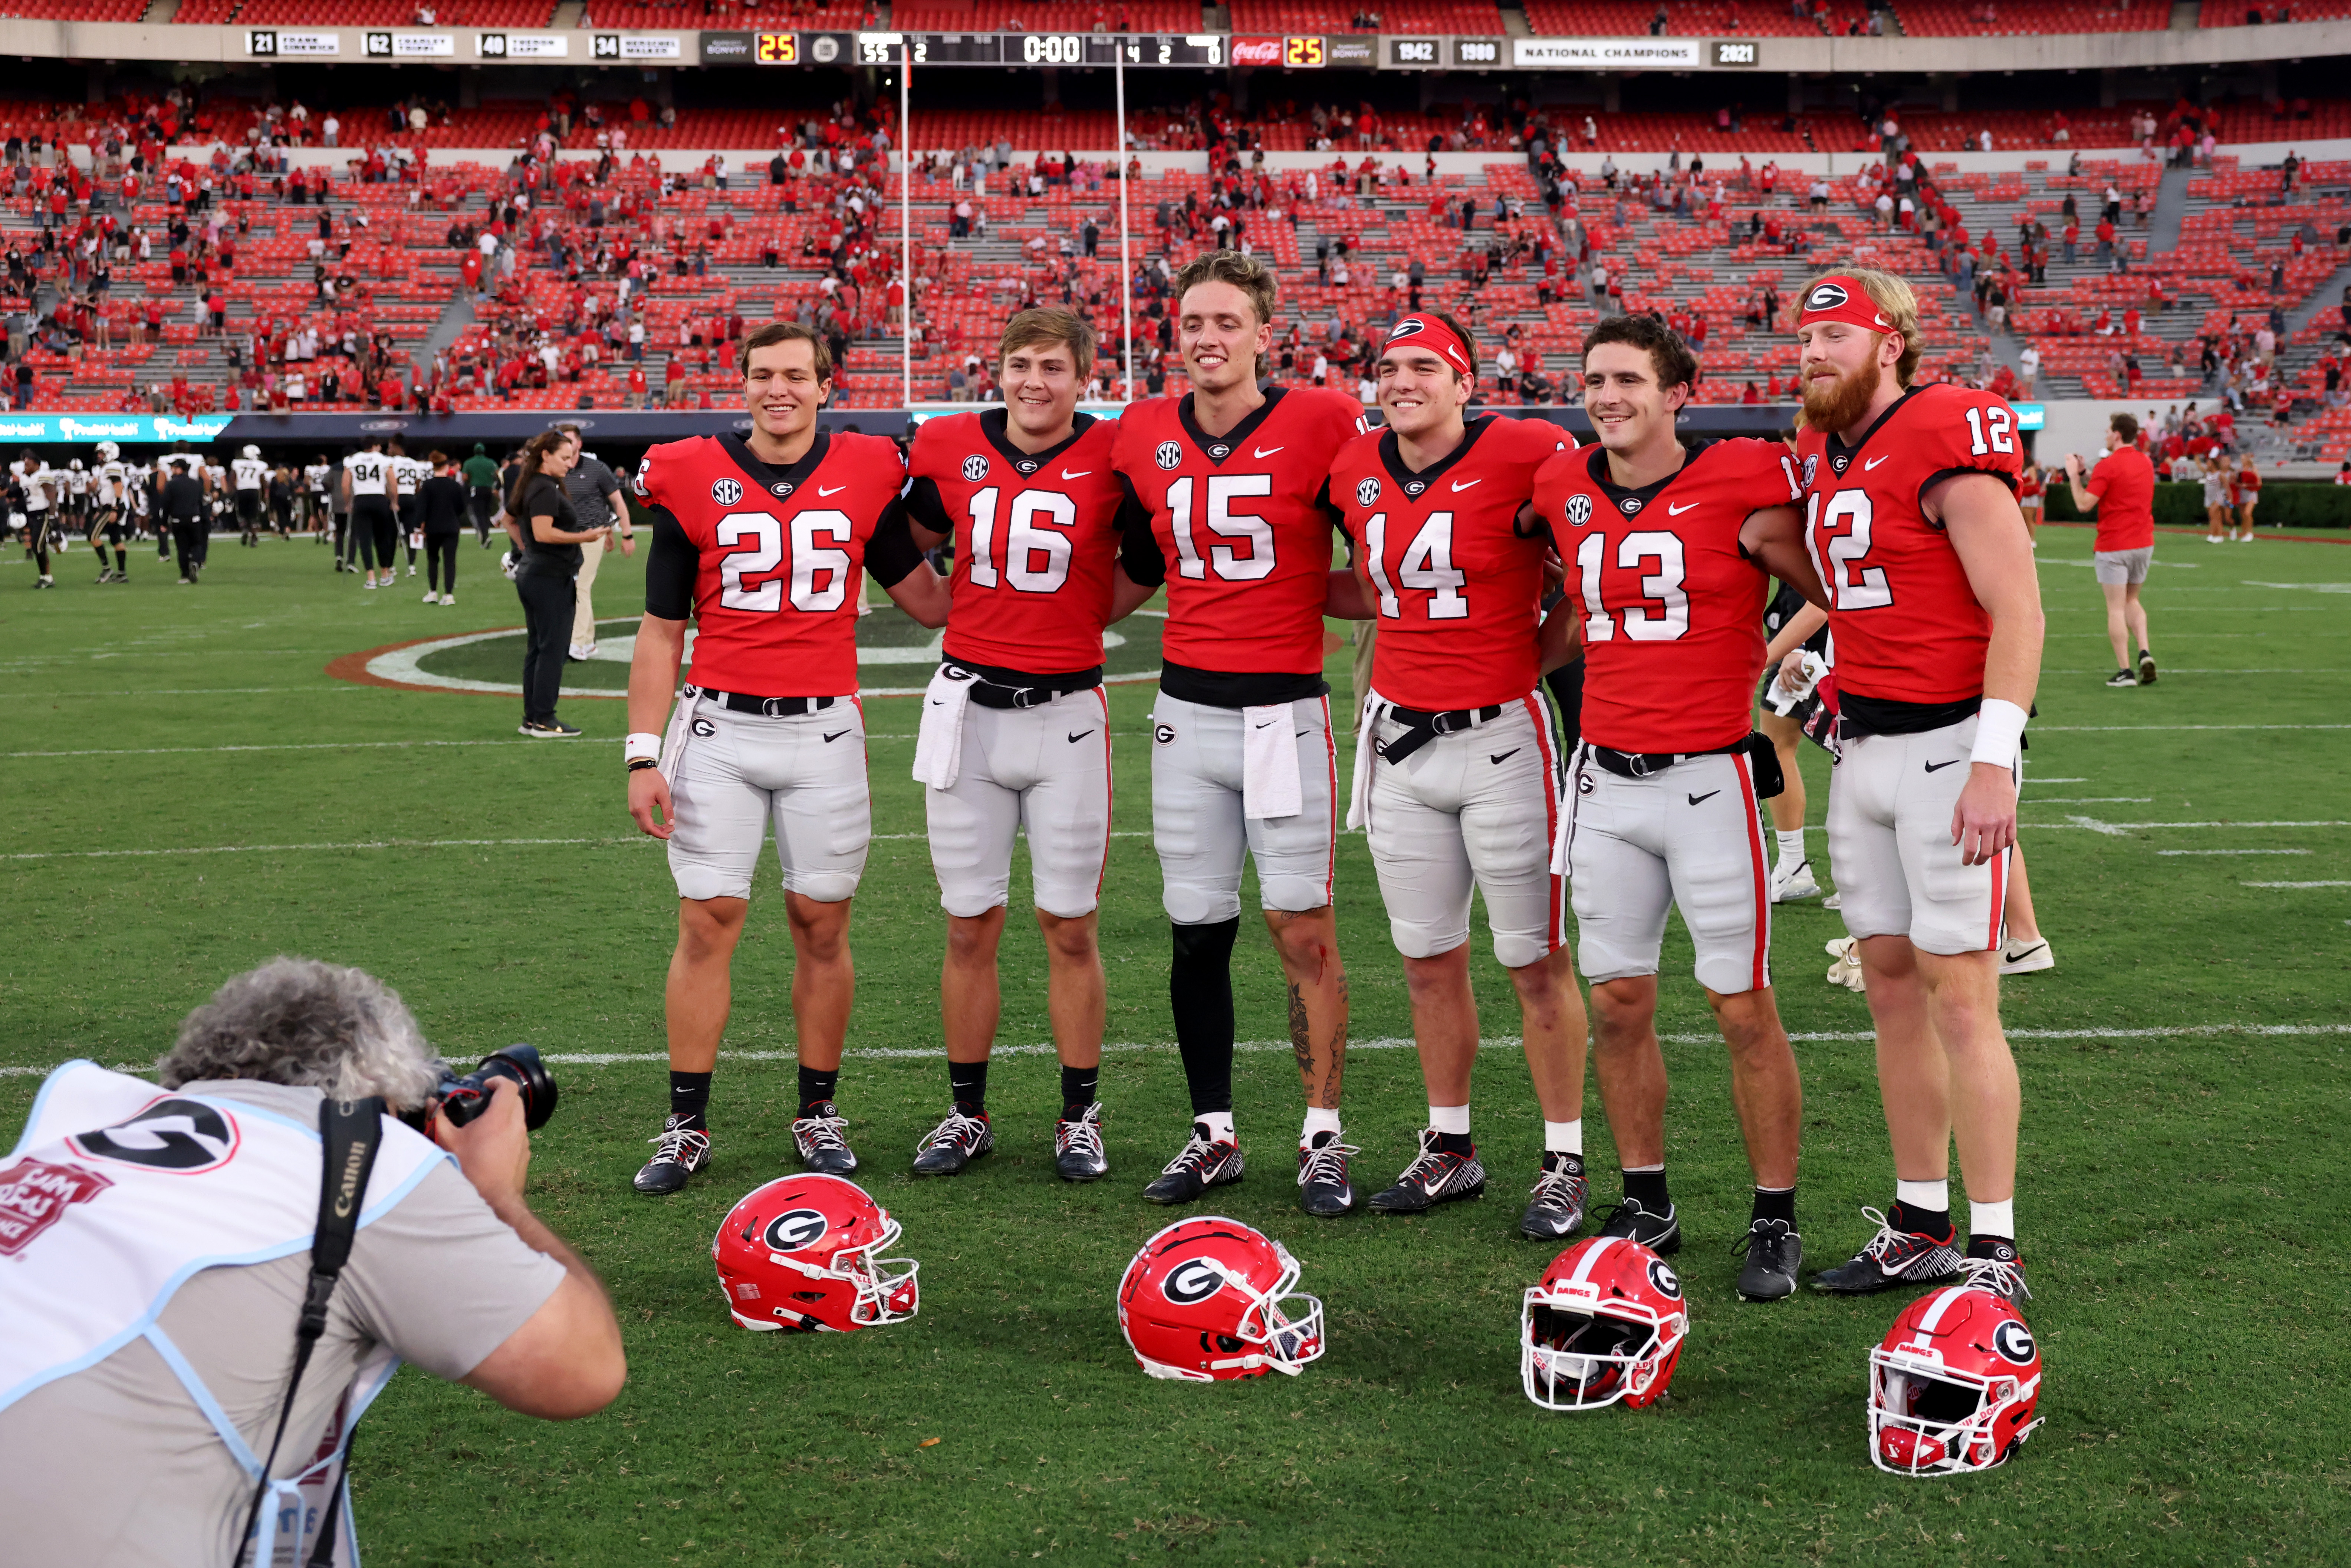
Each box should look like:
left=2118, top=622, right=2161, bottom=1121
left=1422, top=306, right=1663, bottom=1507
left=762, top=1208, right=829, bottom=1253
left=1356, top=477, right=1381, bottom=507
left=1647, top=1258, right=1683, bottom=1301
left=711, top=477, right=744, bottom=506
left=1992, top=1319, right=2036, bottom=1365
left=1806, top=282, right=1849, bottom=313
left=1155, top=441, right=1182, bottom=471
left=1564, top=493, right=1594, bottom=528
left=1162, top=1258, right=1227, bottom=1305
left=961, top=454, right=989, bottom=482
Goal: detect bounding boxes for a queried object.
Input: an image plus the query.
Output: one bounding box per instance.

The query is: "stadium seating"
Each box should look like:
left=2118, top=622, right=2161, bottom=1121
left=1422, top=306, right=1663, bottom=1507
left=1223, top=2, right=1506, bottom=30
left=170, top=0, right=554, bottom=21
left=0, top=0, right=149, bottom=19
left=1521, top=1, right=1827, bottom=36
left=2199, top=0, right=2351, bottom=23
left=1887, top=0, right=2166, bottom=34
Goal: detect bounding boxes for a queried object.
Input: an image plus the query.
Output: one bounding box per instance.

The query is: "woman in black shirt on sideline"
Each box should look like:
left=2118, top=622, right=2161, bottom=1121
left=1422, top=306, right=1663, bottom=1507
left=507, top=431, right=609, bottom=737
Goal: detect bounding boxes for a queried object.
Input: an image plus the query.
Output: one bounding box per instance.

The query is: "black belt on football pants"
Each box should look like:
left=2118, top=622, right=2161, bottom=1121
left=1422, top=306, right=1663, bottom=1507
left=1585, top=734, right=1784, bottom=798
left=689, top=685, right=843, bottom=718
left=1373, top=700, right=1505, bottom=766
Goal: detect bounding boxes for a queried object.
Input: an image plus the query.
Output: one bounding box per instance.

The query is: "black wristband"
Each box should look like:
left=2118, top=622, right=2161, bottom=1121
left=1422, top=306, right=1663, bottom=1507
left=628, top=757, right=660, bottom=772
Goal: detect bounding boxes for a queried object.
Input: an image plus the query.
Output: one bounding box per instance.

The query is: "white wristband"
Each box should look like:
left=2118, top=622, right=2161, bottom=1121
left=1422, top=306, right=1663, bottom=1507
left=624, top=731, right=662, bottom=765
left=1969, top=699, right=2028, bottom=771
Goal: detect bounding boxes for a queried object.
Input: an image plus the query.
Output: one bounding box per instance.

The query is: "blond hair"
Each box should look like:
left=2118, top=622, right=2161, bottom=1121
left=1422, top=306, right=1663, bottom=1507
left=1802, top=265, right=1923, bottom=387
left=997, top=307, right=1096, bottom=380
left=1172, top=251, right=1277, bottom=379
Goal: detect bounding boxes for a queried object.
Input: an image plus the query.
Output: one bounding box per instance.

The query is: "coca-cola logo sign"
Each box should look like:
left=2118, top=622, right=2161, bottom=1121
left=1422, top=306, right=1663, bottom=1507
left=1230, top=37, right=1282, bottom=66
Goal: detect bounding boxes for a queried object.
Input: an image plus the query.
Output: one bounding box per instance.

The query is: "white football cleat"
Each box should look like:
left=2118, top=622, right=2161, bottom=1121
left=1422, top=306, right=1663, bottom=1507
left=1770, top=859, right=1821, bottom=903
left=1822, top=892, right=1842, bottom=911
left=2000, top=936, right=2055, bottom=975
left=1826, top=940, right=1867, bottom=993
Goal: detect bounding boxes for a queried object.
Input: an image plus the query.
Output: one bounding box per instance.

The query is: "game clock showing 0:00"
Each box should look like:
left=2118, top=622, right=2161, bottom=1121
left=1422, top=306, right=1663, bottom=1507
left=754, top=30, right=1226, bottom=66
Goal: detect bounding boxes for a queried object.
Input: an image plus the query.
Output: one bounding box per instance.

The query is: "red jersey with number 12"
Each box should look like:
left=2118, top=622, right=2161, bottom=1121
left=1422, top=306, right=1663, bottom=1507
left=1112, top=386, right=1366, bottom=676
left=1533, top=438, right=1800, bottom=754
left=1795, top=383, right=2023, bottom=706
left=637, top=430, right=906, bottom=697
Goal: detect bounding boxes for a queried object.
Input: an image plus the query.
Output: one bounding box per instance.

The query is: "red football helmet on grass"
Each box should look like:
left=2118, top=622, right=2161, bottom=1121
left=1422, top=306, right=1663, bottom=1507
left=713, top=1173, right=919, bottom=1333
left=1869, top=1285, right=2045, bottom=1475
left=1520, top=1236, right=1689, bottom=1411
left=1117, top=1216, right=1325, bottom=1381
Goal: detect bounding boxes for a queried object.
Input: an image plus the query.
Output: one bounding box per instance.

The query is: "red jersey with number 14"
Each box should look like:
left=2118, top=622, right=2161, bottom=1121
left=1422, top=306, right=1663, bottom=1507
left=1795, top=383, right=2023, bottom=706
left=637, top=430, right=906, bottom=697
left=1328, top=414, right=1570, bottom=711
left=1112, top=386, right=1366, bottom=676
left=1533, top=438, right=1800, bottom=754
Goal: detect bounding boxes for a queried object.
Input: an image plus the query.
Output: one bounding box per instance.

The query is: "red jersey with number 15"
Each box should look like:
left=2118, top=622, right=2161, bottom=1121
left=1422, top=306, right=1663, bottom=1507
left=1795, top=383, right=2023, bottom=706
left=1328, top=414, right=1570, bottom=711
left=637, top=430, right=907, bottom=698
left=1112, top=386, right=1367, bottom=676
left=1533, top=438, right=1801, bottom=754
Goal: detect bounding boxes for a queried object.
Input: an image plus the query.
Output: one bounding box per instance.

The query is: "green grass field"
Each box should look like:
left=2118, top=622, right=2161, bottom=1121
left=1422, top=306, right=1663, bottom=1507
left=5, top=523, right=2348, bottom=1566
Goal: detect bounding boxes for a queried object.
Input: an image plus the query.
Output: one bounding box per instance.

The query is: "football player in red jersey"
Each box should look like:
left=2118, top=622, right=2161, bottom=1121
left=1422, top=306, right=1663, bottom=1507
left=1324, top=312, right=1592, bottom=1240
left=621, top=322, right=953, bottom=1196
left=1110, top=251, right=1369, bottom=1217
left=1532, top=315, right=1827, bottom=1300
left=899, top=308, right=1161, bottom=1184
left=1789, top=269, right=2044, bottom=1304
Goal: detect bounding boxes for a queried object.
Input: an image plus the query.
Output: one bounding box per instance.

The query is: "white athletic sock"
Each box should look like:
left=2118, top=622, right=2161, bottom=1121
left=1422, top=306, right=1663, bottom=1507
left=1775, top=828, right=1807, bottom=869
left=1300, top=1106, right=1342, bottom=1147
left=1970, top=1198, right=2016, bottom=1240
left=1195, top=1110, right=1235, bottom=1144
left=1428, top=1103, right=1470, bottom=1137
left=1543, top=1118, right=1583, bottom=1156
left=1895, top=1177, right=1950, bottom=1213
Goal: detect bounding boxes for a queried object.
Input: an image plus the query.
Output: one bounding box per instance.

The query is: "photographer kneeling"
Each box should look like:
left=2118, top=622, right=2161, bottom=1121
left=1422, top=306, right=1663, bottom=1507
left=0, top=958, right=625, bottom=1565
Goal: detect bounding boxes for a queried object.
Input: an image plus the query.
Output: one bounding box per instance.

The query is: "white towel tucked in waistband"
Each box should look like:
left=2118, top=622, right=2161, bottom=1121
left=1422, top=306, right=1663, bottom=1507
left=1549, top=741, right=1584, bottom=876
left=912, top=666, right=975, bottom=790
left=1241, top=701, right=1303, bottom=821
left=1344, top=692, right=1380, bottom=832
left=658, top=687, right=697, bottom=787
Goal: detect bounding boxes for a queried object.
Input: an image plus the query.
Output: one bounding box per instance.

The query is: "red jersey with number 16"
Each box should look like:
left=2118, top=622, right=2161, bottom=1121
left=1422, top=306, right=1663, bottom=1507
left=637, top=430, right=907, bottom=698
left=1795, top=383, right=2023, bottom=706
left=1328, top=414, right=1571, bottom=711
left=1533, top=437, right=1801, bottom=754
left=1112, top=386, right=1367, bottom=676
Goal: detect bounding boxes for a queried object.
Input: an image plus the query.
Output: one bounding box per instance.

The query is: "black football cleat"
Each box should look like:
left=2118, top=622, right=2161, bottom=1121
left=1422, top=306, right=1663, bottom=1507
left=1809, top=1206, right=1963, bottom=1294
left=911, top=1108, right=994, bottom=1176
left=1141, top=1122, right=1244, bottom=1205
left=790, top=1100, right=859, bottom=1175
left=1957, top=1241, right=2031, bottom=1304
left=1296, top=1131, right=1359, bottom=1217
left=632, top=1117, right=711, bottom=1195
left=1053, top=1102, right=1109, bottom=1182
left=1593, top=1196, right=1683, bottom=1255
left=1733, top=1218, right=1804, bottom=1301
left=1368, top=1129, right=1486, bottom=1214
left=1519, top=1154, right=1588, bottom=1241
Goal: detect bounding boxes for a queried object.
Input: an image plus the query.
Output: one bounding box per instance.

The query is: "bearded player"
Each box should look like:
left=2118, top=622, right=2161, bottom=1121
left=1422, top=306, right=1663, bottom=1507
left=1791, top=269, right=2043, bottom=1303
left=1532, top=316, right=1827, bottom=1300
left=898, top=308, right=1161, bottom=1183
left=623, top=321, right=953, bottom=1196
left=1111, top=251, right=1368, bottom=1216
left=1324, top=312, right=1592, bottom=1240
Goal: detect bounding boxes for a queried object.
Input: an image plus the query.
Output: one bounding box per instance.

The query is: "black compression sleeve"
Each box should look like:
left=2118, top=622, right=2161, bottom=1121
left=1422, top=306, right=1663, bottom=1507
left=863, top=500, right=924, bottom=589
left=902, top=475, right=950, bottom=541
left=1115, top=477, right=1166, bottom=588
left=1315, top=477, right=1351, bottom=540
left=644, top=507, right=697, bottom=619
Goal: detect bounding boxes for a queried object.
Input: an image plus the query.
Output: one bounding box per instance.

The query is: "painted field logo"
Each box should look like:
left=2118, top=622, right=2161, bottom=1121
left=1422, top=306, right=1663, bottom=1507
left=0, top=1159, right=114, bottom=1256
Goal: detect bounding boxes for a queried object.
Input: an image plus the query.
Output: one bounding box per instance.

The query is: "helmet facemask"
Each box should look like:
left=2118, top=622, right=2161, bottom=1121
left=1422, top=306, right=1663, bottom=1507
left=1521, top=1287, right=1683, bottom=1411
left=1869, top=1347, right=2032, bottom=1475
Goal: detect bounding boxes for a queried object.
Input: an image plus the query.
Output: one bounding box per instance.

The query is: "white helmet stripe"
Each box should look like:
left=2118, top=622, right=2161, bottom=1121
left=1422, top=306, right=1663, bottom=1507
left=1914, top=1286, right=1969, bottom=1334
left=1568, top=1235, right=1616, bottom=1285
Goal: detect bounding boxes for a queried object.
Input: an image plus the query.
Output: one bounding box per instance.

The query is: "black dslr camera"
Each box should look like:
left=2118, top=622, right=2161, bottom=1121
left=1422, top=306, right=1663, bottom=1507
left=402, top=1044, right=560, bottom=1133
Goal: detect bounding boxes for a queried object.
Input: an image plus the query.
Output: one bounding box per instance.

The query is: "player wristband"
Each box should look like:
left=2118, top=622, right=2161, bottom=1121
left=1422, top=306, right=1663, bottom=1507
left=624, top=731, right=662, bottom=765
left=1969, top=699, right=2028, bottom=771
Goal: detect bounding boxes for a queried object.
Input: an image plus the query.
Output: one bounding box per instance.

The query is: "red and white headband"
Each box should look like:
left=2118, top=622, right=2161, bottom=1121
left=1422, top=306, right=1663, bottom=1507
left=1796, top=276, right=1897, bottom=334
left=1382, top=316, right=1475, bottom=377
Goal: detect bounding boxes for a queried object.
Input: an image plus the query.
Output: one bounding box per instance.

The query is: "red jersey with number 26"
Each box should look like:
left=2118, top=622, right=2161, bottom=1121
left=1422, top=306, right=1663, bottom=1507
left=638, top=430, right=906, bottom=698
left=1795, top=383, right=2023, bottom=706
left=904, top=409, right=1128, bottom=676
left=1112, top=386, right=1367, bottom=676
left=1533, top=438, right=1801, bottom=754
left=1328, top=414, right=1570, bottom=711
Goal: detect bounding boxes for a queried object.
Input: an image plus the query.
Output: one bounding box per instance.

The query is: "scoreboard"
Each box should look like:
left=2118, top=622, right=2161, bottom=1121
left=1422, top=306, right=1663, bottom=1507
left=752, top=31, right=1230, bottom=67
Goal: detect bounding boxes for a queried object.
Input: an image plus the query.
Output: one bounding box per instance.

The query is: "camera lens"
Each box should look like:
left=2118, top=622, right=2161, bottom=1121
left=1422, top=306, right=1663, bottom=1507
left=433, top=1044, right=559, bottom=1131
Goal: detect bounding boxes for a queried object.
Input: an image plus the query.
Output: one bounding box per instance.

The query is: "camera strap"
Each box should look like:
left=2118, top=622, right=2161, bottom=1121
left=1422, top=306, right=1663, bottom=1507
left=238, top=1094, right=384, bottom=1568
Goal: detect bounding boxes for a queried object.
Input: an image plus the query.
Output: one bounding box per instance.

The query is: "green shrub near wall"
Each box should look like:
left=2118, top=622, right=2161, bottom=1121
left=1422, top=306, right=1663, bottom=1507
left=2044, top=480, right=2351, bottom=529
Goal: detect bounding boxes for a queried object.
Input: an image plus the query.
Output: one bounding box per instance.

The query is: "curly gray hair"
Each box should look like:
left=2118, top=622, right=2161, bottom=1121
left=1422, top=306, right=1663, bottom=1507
left=157, top=957, right=442, bottom=1111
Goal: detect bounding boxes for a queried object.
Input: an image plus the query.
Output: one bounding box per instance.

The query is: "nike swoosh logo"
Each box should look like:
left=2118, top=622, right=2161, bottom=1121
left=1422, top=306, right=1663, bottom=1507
left=1864, top=456, right=1891, bottom=471
left=1067, top=729, right=1094, bottom=743
left=1668, top=501, right=1699, bottom=515
left=1923, top=759, right=1963, bottom=773
left=1255, top=719, right=1277, bottom=728
left=1451, top=478, right=1482, bottom=491
left=1687, top=790, right=1720, bottom=806
left=822, top=729, right=852, bottom=742
left=818, top=484, right=848, bottom=495
left=1253, top=446, right=1284, bottom=458
left=1489, top=749, right=1519, bottom=765
left=1061, top=469, right=1092, bottom=479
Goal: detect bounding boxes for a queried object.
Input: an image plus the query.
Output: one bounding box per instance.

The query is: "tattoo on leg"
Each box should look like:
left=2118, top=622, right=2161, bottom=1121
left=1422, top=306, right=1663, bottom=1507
left=1289, top=981, right=1312, bottom=1075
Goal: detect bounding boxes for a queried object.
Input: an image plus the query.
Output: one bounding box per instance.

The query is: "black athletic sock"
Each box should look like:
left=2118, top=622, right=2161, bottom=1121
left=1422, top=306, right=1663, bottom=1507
left=1751, top=1185, right=1797, bottom=1226
left=1435, top=1131, right=1476, bottom=1157
left=1060, top=1063, right=1099, bottom=1116
left=797, top=1065, right=839, bottom=1111
left=1890, top=1199, right=1954, bottom=1240
left=1622, top=1169, right=1672, bottom=1212
left=948, top=1058, right=989, bottom=1116
left=667, top=1070, right=711, bottom=1129
left=1169, top=917, right=1240, bottom=1116
left=1966, top=1233, right=2018, bottom=1259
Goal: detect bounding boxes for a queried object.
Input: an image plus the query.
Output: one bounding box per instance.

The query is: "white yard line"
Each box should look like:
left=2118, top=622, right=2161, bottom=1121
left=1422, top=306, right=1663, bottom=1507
left=2019, top=797, right=2151, bottom=804
left=2158, top=848, right=2312, bottom=856
left=2028, top=724, right=2351, bottom=732
left=2241, top=880, right=2351, bottom=889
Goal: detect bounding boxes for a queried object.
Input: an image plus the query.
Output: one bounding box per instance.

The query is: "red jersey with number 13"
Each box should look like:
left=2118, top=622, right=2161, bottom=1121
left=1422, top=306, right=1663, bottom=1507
left=1112, top=386, right=1366, bottom=676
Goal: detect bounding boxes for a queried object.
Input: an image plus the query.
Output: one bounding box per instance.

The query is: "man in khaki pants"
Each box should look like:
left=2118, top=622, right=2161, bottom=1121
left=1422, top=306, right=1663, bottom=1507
left=557, top=425, right=634, bottom=660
